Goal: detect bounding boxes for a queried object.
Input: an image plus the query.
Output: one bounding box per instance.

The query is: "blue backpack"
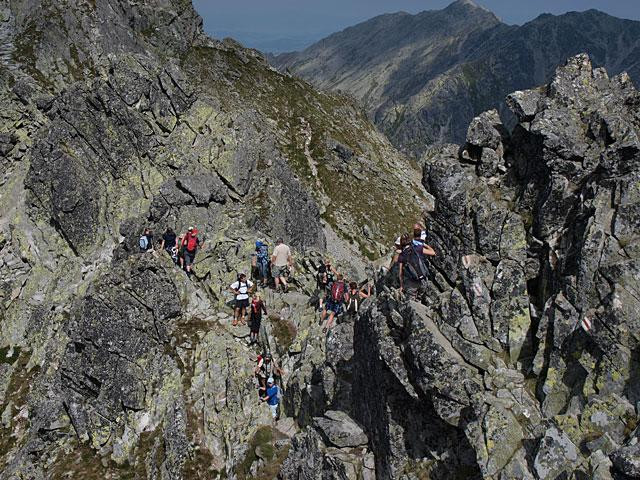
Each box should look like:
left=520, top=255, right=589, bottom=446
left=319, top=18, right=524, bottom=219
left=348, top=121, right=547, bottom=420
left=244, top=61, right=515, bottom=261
left=139, top=235, right=149, bottom=251
left=257, top=244, right=269, bottom=263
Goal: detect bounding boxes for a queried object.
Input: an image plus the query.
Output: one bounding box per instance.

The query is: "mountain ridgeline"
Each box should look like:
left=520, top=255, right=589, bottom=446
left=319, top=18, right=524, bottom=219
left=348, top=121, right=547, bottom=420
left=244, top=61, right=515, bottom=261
left=273, top=0, right=640, bottom=156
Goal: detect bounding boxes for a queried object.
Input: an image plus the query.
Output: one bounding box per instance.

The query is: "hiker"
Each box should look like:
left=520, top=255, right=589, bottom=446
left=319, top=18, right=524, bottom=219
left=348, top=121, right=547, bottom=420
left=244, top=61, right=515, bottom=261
left=254, top=240, right=270, bottom=288
left=249, top=292, right=267, bottom=344
left=316, top=258, right=338, bottom=310
left=398, top=228, right=436, bottom=299
left=255, top=353, right=283, bottom=399
left=230, top=272, right=253, bottom=326
left=271, top=238, right=292, bottom=293
left=321, top=273, right=348, bottom=333
left=345, top=281, right=371, bottom=319
left=160, top=227, right=178, bottom=263
left=180, top=227, right=203, bottom=275
left=261, top=377, right=280, bottom=420
left=139, top=228, right=153, bottom=253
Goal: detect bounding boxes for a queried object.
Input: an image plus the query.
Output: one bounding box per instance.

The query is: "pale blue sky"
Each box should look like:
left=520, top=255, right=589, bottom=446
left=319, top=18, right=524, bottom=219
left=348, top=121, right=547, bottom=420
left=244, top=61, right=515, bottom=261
left=193, top=0, right=640, bottom=52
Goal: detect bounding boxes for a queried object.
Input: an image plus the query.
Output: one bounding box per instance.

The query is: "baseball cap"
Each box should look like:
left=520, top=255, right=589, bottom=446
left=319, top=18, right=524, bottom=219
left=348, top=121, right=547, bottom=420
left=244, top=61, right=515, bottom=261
left=267, top=377, right=274, bottom=384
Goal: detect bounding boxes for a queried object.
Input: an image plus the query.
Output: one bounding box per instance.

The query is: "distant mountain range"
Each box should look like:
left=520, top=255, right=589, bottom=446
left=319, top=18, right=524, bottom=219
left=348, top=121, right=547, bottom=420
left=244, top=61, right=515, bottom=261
left=273, top=0, right=640, bottom=156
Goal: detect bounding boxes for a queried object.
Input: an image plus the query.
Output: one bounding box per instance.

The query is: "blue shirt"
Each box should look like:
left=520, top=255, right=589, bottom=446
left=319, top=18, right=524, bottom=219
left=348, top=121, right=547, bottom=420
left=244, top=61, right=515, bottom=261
left=266, top=385, right=279, bottom=405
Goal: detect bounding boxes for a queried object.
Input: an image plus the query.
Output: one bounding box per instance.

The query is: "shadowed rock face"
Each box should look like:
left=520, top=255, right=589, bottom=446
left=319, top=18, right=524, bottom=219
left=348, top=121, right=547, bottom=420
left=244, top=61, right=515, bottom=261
left=273, top=1, right=640, bottom=157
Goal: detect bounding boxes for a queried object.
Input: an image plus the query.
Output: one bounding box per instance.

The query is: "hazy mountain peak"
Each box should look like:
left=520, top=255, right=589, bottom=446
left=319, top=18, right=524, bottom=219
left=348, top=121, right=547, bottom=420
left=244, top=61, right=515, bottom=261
left=274, top=4, right=640, bottom=157
left=444, top=0, right=495, bottom=16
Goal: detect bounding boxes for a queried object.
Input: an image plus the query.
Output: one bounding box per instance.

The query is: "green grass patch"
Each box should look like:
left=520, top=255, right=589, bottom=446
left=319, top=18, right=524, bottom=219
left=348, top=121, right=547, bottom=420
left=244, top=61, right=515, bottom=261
left=269, top=315, right=297, bottom=352
left=236, top=426, right=290, bottom=480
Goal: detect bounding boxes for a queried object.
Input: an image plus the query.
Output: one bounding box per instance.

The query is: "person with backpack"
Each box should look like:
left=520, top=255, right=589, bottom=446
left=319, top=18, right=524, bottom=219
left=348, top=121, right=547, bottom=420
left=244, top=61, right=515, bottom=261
left=249, top=292, right=267, bottom=345
left=345, top=281, right=371, bottom=320
left=320, top=273, right=347, bottom=334
left=316, top=258, right=337, bottom=310
left=271, top=238, right=292, bottom=293
left=255, top=353, right=283, bottom=399
left=398, top=228, right=436, bottom=299
left=160, top=227, right=178, bottom=264
left=229, top=272, right=254, bottom=327
left=254, top=240, right=270, bottom=288
left=180, top=227, right=203, bottom=275
left=139, top=228, right=153, bottom=253
left=261, top=377, right=280, bottom=421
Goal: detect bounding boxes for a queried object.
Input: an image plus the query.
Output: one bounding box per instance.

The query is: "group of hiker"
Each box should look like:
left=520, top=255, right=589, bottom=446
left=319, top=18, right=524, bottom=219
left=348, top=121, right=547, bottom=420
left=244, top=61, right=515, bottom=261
left=139, top=226, right=204, bottom=275
left=138, top=220, right=435, bottom=422
left=316, top=259, right=371, bottom=334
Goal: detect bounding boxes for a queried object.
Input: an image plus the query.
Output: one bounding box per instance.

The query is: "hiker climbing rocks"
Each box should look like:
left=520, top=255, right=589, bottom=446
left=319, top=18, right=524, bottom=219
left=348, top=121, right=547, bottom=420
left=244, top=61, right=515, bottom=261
left=255, top=353, right=283, bottom=399
left=261, top=377, right=280, bottom=420
left=321, top=273, right=347, bottom=333
left=180, top=227, right=203, bottom=275
left=345, top=280, right=371, bottom=319
left=316, top=258, right=337, bottom=310
left=253, top=240, right=270, bottom=288
left=230, top=272, right=253, bottom=326
left=249, top=292, right=267, bottom=344
left=398, top=228, right=436, bottom=298
left=139, top=228, right=153, bottom=253
left=271, top=238, right=292, bottom=293
left=161, top=227, right=178, bottom=263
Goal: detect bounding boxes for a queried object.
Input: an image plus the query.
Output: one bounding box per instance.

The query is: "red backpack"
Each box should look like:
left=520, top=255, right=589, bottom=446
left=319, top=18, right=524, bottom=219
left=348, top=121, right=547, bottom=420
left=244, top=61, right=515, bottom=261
left=184, top=233, right=198, bottom=252
left=331, top=281, right=345, bottom=302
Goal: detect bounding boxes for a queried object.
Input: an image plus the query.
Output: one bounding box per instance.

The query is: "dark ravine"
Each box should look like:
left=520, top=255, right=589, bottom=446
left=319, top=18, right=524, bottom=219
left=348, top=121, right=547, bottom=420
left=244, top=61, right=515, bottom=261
left=1, top=1, right=640, bottom=480
left=273, top=0, right=640, bottom=157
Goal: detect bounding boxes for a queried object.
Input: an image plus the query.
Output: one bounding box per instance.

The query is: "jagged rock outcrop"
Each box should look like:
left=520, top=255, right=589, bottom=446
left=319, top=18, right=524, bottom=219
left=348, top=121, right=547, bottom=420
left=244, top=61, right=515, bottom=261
left=279, top=55, right=640, bottom=479
left=273, top=0, right=640, bottom=157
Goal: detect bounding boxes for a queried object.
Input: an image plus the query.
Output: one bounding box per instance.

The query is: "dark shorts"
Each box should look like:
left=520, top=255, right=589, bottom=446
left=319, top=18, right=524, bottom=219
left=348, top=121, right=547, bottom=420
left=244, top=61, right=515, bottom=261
left=403, top=278, right=423, bottom=298
left=325, top=299, right=343, bottom=315
left=257, top=260, right=269, bottom=279
left=236, top=298, right=249, bottom=309
left=250, top=317, right=262, bottom=333
left=183, top=250, right=196, bottom=266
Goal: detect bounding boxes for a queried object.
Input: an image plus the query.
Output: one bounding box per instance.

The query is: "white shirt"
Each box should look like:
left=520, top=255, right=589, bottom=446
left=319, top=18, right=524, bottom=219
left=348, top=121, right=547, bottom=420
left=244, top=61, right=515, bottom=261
left=230, top=280, right=253, bottom=300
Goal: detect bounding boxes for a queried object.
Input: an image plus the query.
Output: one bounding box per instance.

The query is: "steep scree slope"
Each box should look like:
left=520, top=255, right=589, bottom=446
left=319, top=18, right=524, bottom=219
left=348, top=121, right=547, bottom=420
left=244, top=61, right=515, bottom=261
left=273, top=0, right=640, bottom=157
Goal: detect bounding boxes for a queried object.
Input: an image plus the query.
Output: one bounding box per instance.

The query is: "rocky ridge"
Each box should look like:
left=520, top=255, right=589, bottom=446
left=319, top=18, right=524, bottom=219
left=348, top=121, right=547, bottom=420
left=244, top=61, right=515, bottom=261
left=279, top=55, right=640, bottom=479
left=273, top=0, right=640, bottom=157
